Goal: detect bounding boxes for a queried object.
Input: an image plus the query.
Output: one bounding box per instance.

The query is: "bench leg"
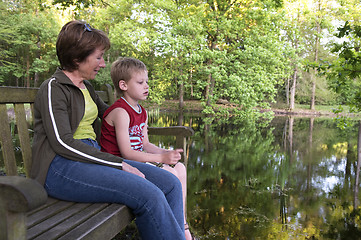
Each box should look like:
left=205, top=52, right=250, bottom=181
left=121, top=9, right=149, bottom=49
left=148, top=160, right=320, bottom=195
left=0, top=202, right=26, bottom=240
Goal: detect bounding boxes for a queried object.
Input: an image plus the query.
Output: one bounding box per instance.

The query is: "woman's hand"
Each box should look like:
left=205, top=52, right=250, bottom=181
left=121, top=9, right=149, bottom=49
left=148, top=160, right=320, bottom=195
left=161, top=149, right=184, bottom=165
left=122, top=162, right=145, bottom=178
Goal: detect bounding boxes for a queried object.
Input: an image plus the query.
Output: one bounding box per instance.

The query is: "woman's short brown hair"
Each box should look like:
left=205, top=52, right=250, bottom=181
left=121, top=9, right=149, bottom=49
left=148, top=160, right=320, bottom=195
left=111, top=57, right=147, bottom=95
left=56, top=20, right=110, bottom=72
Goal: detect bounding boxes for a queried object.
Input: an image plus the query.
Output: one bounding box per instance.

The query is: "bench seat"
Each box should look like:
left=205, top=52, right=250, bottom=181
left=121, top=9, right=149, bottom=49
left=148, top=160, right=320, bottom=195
left=28, top=199, right=132, bottom=240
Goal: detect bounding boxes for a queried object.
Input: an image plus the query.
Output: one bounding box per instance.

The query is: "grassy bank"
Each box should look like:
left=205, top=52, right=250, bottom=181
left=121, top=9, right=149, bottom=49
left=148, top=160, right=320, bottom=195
left=142, top=99, right=359, bottom=117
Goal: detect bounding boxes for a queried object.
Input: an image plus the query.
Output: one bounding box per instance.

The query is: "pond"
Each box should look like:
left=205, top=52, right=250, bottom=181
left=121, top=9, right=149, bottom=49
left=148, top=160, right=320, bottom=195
left=147, top=111, right=361, bottom=240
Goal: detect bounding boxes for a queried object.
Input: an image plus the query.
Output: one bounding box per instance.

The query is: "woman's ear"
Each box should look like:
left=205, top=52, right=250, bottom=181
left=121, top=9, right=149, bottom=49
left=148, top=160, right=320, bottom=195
left=73, top=59, right=80, bottom=69
left=119, top=80, right=127, bottom=91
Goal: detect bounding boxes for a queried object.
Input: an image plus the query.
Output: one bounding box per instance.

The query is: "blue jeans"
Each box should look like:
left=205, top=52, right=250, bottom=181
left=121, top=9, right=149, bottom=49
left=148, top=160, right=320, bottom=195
left=45, top=139, right=185, bottom=240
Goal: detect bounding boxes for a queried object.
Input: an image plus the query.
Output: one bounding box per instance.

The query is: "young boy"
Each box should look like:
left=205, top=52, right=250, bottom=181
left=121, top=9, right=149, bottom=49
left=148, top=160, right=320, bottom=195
left=100, top=57, right=193, bottom=240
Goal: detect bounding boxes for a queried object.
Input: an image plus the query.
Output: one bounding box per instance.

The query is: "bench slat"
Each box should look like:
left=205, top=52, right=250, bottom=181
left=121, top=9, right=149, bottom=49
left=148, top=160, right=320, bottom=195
left=14, top=104, right=32, bottom=177
left=0, top=86, right=111, bottom=104
left=148, top=126, right=194, bottom=136
left=27, top=202, right=91, bottom=239
left=31, top=203, right=109, bottom=240
left=58, top=204, right=133, bottom=240
left=0, top=87, right=38, bottom=103
left=0, top=104, right=18, bottom=175
left=27, top=201, right=75, bottom=227
left=27, top=198, right=59, bottom=215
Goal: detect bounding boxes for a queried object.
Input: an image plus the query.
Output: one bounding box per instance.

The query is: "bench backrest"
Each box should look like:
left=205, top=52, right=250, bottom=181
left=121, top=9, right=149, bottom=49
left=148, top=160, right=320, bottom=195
left=0, top=85, right=194, bottom=177
left=0, top=85, right=114, bottom=177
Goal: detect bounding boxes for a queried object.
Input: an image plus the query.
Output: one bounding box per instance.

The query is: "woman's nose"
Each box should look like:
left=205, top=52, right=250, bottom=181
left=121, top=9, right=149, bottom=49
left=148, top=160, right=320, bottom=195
left=100, top=58, right=106, bottom=68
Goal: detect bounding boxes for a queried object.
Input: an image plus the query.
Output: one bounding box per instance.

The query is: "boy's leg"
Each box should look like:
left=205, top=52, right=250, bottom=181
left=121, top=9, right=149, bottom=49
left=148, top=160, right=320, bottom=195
left=160, top=163, right=192, bottom=239
left=125, top=160, right=185, bottom=229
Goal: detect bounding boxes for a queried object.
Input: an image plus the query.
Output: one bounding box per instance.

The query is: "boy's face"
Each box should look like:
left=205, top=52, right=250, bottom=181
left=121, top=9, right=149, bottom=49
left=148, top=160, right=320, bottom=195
left=120, top=70, right=149, bottom=101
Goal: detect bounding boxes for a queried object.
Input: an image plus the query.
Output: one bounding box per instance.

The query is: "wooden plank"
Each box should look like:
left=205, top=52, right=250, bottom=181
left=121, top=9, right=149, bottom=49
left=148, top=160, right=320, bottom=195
left=32, top=203, right=109, bottom=240
left=95, top=91, right=108, bottom=104
left=27, top=198, right=58, bottom=216
left=27, top=201, right=74, bottom=228
left=0, top=104, right=17, bottom=175
left=0, top=87, right=112, bottom=105
left=14, top=104, right=32, bottom=177
left=58, top=204, right=133, bottom=240
left=27, top=202, right=90, bottom=239
left=101, top=84, right=115, bottom=104
left=0, top=87, right=38, bottom=104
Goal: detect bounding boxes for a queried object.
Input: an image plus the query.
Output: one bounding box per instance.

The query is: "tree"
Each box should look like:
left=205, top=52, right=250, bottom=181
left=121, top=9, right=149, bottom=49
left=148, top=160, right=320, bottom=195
left=184, top=0, right=289, bottom=113
left=0, top=0, right=59, bottom=87
left=325, top=19, right=361, bottom=209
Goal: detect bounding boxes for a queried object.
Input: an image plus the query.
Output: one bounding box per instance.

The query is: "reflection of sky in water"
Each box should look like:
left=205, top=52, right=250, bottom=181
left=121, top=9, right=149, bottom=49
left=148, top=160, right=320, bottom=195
left=314, top=156, right=347, bottom=193
left=290, top=156, right=348, bottom=225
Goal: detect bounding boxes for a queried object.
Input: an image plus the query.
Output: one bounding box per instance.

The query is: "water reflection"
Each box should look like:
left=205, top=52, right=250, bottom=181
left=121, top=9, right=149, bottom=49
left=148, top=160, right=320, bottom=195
left=148, top=112, right=361, bottom=239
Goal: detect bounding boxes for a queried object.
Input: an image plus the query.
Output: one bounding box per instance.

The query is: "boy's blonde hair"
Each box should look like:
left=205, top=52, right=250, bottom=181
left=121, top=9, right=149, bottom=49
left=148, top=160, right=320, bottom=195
left=111, top=57, right=147, bottom=95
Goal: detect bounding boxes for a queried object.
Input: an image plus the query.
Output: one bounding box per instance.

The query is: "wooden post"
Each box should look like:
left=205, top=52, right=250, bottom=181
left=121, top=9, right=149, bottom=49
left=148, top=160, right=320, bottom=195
left=14, top=104, right=32, bottom=177
left=0, top=105, right=17, bottom=176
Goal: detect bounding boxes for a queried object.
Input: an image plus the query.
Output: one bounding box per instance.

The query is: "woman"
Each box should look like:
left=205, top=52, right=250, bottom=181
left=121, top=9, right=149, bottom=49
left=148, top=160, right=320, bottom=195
left=30, top=20, right=185, bottom=240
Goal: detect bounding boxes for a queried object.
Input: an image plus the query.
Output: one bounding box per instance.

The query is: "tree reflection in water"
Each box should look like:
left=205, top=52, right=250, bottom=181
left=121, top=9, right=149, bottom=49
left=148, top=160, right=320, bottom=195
left=147, top=112, right=361, bottom=239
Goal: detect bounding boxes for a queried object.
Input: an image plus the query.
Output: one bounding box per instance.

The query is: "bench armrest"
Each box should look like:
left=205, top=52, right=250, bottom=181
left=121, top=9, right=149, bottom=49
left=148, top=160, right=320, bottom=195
left=148, top=126, right=194, bottom=136
left=0, top=176, right=47, bottom=213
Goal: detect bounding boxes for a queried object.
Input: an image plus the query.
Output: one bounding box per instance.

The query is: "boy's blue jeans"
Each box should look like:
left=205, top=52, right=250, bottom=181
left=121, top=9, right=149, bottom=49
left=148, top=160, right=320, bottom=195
left=44, top=139, right=185, bottom=240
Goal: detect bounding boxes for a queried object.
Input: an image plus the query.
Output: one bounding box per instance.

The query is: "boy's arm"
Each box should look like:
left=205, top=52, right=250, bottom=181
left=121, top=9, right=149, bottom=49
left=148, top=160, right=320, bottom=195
left=142, top=119, right=184, bottom=163
left=142, top=118, right=171, bottom=154
left=110, top=108, right=182, bottom=165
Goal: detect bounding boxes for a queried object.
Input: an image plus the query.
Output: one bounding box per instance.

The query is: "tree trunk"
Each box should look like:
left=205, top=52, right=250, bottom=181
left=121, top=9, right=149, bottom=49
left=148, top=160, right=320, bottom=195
left=354, top=120, right=361, bottom=209
left=206, top=73, right=215, bottom=107
left=310, top=0, right=321, bottom=110
left=26, top=54, right=30, bottom=88
left=190, top=68, right=193, bottom=98
left=179, top=66, right=184, bottom=109
left=290, top=68, right=297, bottom=110
left=310, top=71, right=316, bottom=110
left=179, top=81, right=184, bottom=109
left=346, top=142, right=352, bottom=189
left=288, top=116, right=294, bottom=163
left=34, top=40, right=41, bottom=87
left=283, top=118, right=289, bottom=151
left=286, top=77, right=290, bottom=106
left=307, top=117, right=314, bottom=191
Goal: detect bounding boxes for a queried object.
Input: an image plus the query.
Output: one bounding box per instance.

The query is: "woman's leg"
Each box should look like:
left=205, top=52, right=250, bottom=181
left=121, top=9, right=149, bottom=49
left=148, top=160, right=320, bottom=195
left=45, top=155, right=185, bottom=240
left=124, top=160, right=185, bottom=230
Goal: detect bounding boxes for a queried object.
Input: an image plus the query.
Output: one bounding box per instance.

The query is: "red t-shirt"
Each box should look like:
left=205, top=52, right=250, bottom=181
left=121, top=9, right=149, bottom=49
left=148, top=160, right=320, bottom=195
left=100, top=97, right=147, bottom=157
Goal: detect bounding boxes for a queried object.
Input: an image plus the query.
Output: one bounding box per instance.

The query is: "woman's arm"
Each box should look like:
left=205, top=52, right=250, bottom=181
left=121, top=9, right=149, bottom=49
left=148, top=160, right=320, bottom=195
left=38, top=80, right=124, bottom=168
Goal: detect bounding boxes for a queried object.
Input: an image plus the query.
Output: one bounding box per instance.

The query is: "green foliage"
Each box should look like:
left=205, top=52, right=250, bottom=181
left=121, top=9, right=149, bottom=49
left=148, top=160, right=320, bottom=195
left=0, top=0, right=59, bottom=87
left=1, top=0, right=361, bottom=116
left=322, top=20, right=361, bottom=115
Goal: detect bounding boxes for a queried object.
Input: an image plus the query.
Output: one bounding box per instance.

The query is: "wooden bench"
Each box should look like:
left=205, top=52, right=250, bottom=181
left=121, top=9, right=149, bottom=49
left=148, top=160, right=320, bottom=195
left=0, top=85, right=194, bottom=240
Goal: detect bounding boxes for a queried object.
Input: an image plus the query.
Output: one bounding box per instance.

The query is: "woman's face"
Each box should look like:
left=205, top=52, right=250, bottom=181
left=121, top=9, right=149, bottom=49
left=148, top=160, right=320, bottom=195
left=77, top=47, right=106, bottom=80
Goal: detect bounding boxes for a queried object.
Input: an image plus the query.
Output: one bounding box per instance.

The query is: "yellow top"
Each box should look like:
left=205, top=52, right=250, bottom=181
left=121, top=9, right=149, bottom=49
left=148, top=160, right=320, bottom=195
left=73, top=88, right=98, bottom=140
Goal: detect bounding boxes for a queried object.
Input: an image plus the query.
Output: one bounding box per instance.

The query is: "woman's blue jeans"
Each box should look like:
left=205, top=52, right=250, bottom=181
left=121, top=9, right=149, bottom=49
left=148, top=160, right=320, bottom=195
left=44, top=139, right=185, bottom=240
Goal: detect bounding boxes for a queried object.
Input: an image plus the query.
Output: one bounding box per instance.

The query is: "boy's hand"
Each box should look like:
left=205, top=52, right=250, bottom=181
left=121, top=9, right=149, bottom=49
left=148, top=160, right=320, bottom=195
left=161, top=149, right=184, bottom=165
left=122, top=162, right=145, bottom=178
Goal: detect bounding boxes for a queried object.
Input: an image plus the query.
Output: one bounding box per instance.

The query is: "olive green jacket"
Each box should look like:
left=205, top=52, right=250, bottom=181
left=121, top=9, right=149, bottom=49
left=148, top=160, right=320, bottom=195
left=31, top=69, right=123, bottom=185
